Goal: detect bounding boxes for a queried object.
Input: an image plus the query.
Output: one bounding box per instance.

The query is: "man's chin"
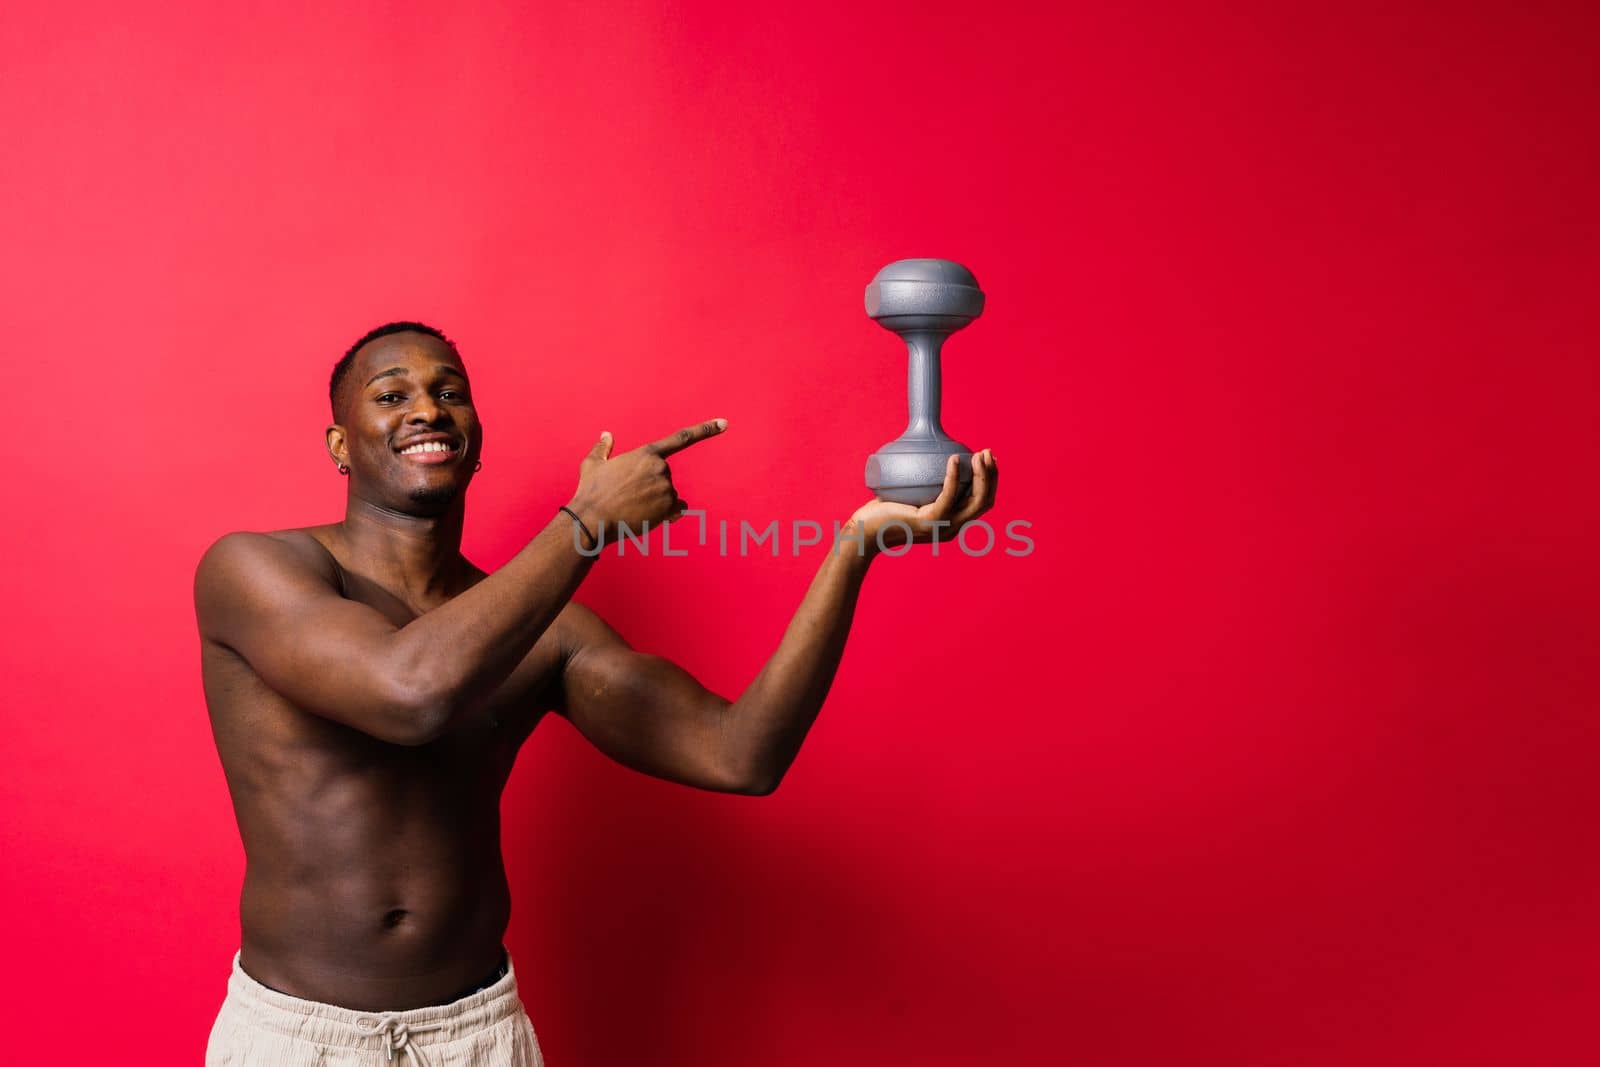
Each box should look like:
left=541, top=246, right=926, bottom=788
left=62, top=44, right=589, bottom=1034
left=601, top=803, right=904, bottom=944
left=406, top=482, right=463, bottom=514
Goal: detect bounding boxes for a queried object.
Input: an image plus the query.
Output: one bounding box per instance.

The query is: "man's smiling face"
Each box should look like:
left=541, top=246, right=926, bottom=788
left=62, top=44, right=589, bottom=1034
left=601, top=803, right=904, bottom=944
left=326, top=331, right=483, bottom=515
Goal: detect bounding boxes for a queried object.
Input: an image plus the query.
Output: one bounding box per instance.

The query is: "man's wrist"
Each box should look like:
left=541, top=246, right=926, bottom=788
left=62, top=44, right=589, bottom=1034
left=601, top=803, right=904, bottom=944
left=560, top=498, right=604, bottom=552
left=834, top=517, right=880, bottom=566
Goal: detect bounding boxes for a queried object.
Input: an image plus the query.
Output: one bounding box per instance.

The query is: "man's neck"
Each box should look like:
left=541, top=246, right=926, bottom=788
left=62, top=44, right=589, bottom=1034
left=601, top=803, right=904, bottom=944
left=337, top=495, right=469, bottom=607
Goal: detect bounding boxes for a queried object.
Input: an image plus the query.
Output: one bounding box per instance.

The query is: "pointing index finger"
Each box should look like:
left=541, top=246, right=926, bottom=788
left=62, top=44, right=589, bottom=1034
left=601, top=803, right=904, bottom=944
left=648, top=418, right=729, bottom=456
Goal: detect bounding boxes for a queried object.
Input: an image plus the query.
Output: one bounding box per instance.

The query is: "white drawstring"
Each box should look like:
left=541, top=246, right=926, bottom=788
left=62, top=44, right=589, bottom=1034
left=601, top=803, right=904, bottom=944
left=353, top=1012, right=448, bottom=1064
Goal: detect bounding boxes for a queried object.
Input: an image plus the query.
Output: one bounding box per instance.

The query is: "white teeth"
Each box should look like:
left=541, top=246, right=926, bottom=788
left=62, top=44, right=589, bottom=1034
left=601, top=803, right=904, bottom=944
left=401, top=441, right=453, bottom=454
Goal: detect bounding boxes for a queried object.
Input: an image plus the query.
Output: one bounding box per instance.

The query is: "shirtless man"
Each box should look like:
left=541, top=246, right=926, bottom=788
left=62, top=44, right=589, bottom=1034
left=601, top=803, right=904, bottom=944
left=195, top=321, right=998, bottom=1065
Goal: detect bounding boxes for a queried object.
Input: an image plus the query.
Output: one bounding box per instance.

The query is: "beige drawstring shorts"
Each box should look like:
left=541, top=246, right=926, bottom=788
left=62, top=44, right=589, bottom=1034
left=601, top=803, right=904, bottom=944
left=205, top=950, right=545, bottom=1065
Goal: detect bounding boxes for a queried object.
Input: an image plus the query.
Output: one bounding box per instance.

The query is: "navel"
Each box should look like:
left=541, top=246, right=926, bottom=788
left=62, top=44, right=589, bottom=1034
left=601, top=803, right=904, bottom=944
left=382, top=908, right=409, bottom=929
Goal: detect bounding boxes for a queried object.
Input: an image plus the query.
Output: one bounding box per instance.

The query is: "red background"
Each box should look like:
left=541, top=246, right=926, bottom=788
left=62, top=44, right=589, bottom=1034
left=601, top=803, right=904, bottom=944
left=3, top=2, right=1597, bottom=1064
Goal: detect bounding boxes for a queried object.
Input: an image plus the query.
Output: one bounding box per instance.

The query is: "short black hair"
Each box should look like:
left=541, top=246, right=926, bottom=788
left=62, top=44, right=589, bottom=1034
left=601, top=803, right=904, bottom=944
left=330, top=321, right=463, bottom=419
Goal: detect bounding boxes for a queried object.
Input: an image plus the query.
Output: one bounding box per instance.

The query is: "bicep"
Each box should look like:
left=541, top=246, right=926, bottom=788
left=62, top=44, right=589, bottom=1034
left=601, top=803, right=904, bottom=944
left=553, top=603, right=738, bottom=790
left=194, top=533, right=427, bottom=744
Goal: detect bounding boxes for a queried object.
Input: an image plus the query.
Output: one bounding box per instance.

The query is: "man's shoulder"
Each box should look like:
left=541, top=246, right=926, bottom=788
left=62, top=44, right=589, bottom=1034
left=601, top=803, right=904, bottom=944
left=200, top=524, right=337, bottom=560
left=194, top=526, right=342, bottom=609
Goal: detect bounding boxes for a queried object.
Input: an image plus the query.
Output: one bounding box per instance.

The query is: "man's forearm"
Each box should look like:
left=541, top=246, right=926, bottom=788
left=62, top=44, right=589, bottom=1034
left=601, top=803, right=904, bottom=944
left=723, top=532, right=875, bottom=792
left=396, top=509, right=595, bottom=738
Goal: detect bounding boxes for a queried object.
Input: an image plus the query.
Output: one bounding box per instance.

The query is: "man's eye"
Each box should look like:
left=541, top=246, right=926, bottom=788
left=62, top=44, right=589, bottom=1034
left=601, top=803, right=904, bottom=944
left=376, top=393, right=403, bottom=403
left=440, top=391, right=466, bottom=401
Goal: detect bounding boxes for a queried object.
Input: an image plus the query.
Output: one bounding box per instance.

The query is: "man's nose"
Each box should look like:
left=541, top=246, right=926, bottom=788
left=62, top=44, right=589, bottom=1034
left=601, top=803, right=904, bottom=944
left=407, top=395, right=447, bottom=423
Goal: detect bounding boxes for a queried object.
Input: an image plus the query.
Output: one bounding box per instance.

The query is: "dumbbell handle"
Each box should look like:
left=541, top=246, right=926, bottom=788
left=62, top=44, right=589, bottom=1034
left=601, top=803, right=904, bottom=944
left=901, top=331, right=948, bottom=439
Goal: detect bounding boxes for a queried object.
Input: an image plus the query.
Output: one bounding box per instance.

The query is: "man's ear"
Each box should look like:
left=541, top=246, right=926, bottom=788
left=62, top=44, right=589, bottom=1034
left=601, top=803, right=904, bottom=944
left=325, top=424, right=348, bottom=469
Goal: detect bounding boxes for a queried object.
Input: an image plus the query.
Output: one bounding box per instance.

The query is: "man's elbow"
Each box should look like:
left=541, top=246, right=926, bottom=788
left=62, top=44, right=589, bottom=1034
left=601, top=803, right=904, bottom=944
left=387, top=649, right=470, bottom=744
left=387, top=681, right=454, bottom=746
left=373, top=707, right=443, bottom=747
left=725, top=762, right=784, bottom=797
left=395, top=710, right=447, bottom=746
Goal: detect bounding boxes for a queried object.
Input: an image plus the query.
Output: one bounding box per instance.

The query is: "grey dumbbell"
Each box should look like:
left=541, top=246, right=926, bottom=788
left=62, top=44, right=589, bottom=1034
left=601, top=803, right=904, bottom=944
left=863, top=258, right=984, bottom=505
